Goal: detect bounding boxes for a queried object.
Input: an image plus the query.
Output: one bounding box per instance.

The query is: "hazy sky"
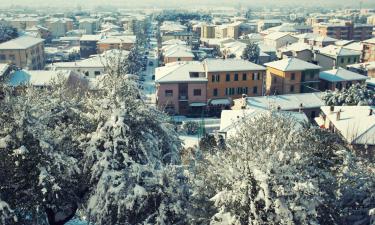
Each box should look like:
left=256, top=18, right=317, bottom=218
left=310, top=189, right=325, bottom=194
left=3, top=0, right=375, bottom=8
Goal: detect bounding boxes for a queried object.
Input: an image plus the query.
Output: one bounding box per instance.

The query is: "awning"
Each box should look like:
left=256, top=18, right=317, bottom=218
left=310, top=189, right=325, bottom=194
left=209, top=98, right=231, bottom=105
left=190, top=102, right=206, bottom=107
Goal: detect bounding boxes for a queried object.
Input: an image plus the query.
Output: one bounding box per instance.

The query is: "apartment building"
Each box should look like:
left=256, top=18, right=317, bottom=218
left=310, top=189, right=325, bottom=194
left=0, top=36, right=45, bottom=70
left=315, top=45, right=361, bottom=71
left=79, top=18, right=99, bottom=35
left=265, top=58, right=321, bottom=95
left=97, top=36, right=136, bottom=53
left=80, top=35, right=104, bottom=58
left=204, top=59, right=266, bottom=100
left=362, top=38, right=375, bottom=63
left=257, top=19, right=282, bottom=32
left=201, top=24, right=216, bottom=38
left=263, top=32, right=298, bottom=49
left=319, top=67, right=368, bottom=91
left=46, top=18, right=74, bottom=37
left=313, top=22, right=373, bottom=41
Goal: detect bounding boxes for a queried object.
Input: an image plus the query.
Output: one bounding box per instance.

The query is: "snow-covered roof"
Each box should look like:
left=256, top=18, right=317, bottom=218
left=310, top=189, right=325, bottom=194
left=343, top=42, right=363, bottom=52
left=98, top=35, right=136, bottom=44
left=264, top=58, right=321, bottom=71
left=220, top=109, right=308, bottom=137
left=321, top=106, right=375, bottom=145
left=8, top=70, right=75, bottom=86
left=162, top=39, right=187, bottom=46
left=243, top=92, right=325, bottom=111
left=363, top=38, right=375, bottom=44
left=264, top=32, right=296, bottom=41
left=204, top=59, right=266, bottom=72
left=80, top=35, right=104, bottom=41
left=164, top=48, right=194, bottom=58
left=155, top=61, right=207, bottom=83
left=319, top=67, right=368, bottom=82
left=318, top=45, right=361, bottom=57
left=0, top=63, right=9, bottom=76
left=347, top=61, right=375, bottom=71
left=0, top=36, right=44, bottom=50
left=278, top=42, right=312, bottom=52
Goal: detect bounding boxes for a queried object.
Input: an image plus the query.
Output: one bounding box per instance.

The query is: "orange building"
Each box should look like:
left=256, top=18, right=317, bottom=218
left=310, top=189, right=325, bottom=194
left=204, top=59, right=266, bottom=101
left=97, top=36, right=136, bottom=53
left=265, top=58, right=321, bottom=95
left=313, top=22, right=373, bottom=41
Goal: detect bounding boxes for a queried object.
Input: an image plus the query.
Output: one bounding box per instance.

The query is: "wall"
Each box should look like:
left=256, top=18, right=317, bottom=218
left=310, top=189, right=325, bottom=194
left=156, top=83, right=179, bottom=114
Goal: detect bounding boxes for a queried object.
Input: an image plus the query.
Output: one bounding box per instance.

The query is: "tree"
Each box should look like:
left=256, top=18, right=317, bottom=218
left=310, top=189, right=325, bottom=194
left=242, top=43, right=260, bottom=64
left=0, top=63, right=189, bottom=224
left=0, top=199, right=15, bottom=225
left=322, top=84, right=375, bottom=106
left=189, top=111, right=375, bottom=225
left=0, top=24, right=18, bottom=43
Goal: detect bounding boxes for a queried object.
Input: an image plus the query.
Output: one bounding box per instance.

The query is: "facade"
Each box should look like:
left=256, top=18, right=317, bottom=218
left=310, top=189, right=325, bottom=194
left=315, top=45, right=361, bottom=71
left=161, top=32, right=194, bottom=44
left=47, top=57, right=105, bottom=78
left=79, top=19, right=99, bottom=35
left=263, top=32, right=298, bottom=49
left=204, top=59, right=266, bottom=100
left=97, top=36, right=136, bottom=53
left=313, top=22, right=373, bottom=41
left=347, top=61, right=375, bottom=78
left=80, top=35, right=103, bottom=58
left=0, top=36, right=45, bottom=70
left=265, top=58, right=321, bottom=95
left=257, top=20, right=282, bottom=32
left=46, top=18, right=74, bottom=37
left=277, top=42, right=313, bottom=62
left=319, top=67, right=368, bottom=91
left=362, top=38, right=375, bottom=63
left=201, top=24, right=216, bottom=38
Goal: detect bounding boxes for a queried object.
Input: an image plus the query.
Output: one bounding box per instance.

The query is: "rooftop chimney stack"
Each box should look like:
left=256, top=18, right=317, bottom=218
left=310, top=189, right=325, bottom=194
left=336, top=110, right=341, bottom=121
left=330, top=105, right=335, bottom=113
left=370, top=109, right=373, bottom=116
left=299, top=103, right=303, bottom=113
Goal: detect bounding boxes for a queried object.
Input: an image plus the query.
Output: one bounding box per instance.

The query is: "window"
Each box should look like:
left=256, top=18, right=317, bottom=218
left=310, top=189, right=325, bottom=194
left=353, top=58, right=357, bottom=63
left=177, top=58, right=181, bottom=61
left=94, top=71, right=101, bottom=76
left=165, top=90, right=173, bottom=97
left=234, top=73, right=238, bottom=81
left=253, top=86, right=258, bottom=94
left=252, top=73, right=255, bottom=80
left=85, top=71, right=89, bottom=77
left=193, top=89, right=201, bottom=96
left=216, top=74, right=220, bottom=82
left=225, top=88, right=228, bottom=96
left=213, top=88, right=218, bottom=96
left=237, top=87, right=242, bottom=94
left=211, top=74, right=215, bottom=82
left=0, top=54, right=5, bottom=60
left=340, top=58, right=344, bottom=63
left=290, top=85, right=294, bottom=93
left=8, top=54, right=15, bottom=60
left=230, top=88, right=235, bottom=95
left=273, top=77, right=277, bottom=83
left=291, top=73, right=295, bottom=80
left=243, top=87, right=248, bottom=94
left=310, top=72, right=315, bottom=79
left=226, top=73, right=230, bottom=81
left=347, top=57, right=351, bottom=63
left=242, top=73, right=247, bottom=80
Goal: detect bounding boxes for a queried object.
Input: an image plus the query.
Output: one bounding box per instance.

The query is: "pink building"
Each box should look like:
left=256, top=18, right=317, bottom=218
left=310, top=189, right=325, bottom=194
left=155, top=61, right=207, bottom=115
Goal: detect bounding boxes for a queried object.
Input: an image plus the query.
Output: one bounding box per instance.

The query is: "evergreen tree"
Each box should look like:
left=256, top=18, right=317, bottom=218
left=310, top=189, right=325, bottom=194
left=242, top=43, right=260, bottom=64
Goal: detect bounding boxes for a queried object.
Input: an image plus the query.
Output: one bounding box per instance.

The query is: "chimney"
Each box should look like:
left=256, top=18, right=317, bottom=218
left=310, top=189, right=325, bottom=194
left=299, top=103, right=303, bottom=113
left=330, top=105, right=334, bottom=113
left=336, top=110, right=341, bottom=121
left=370, top=109, right=373, bottom=116
left=241, top=94, right=247, bottom=109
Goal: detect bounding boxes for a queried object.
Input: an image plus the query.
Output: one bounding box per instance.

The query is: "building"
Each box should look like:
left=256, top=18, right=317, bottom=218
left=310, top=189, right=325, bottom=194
left=263, top=32, right=298, bottom=49
left=155, top=61, right=207, bottom=115
left=232, top=92, right=325, bottom=120
left=362, top=38, right=375, bottom=63
left=46, top=18, right=74, bottom=37
left=0, top=63, right=11, bottom=82
left=347, top=61, right=375, bottom=78
left=265, top=58, right=321, bottom=95
left=79, top=18, right=99, bottom=35
left=8, top=17, right=41, bottom=30
left=97, top=36, right=136, bottom=53
left=319, top=67, right=368, bottom=91
left=161, top=32, right=194, bottom=44
left=80, top=35, right=104, bottom=58
left=201, top=24, right=216, bottom=38
left=308, top=35, right=337, bottom=48
left=47, top=57, right=105, bottom=78
left=316, top=106, right=375, bottom=157
left=163, top=45, right=194, bottom=64
left=313, top=22, right=373, bottom=41
left=262, top=23, right=312, bottom=35
left=257, top=20, right=282, bottom=32
left=204, top=58, right=266, bottom=101
left=0, top=36, right=45, bottom=70
left=277, top=42, right=313, bottom=62
left=315, top=45, right=361, bottom=71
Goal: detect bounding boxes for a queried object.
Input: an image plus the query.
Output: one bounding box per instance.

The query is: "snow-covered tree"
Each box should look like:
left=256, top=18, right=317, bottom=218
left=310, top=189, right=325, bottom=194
left=242, top=43, right=260, bottom=64
left=0, top=24, right=18, bottom=43
left=189, top=111, right=373, bottom=225
left=0, top=199, right=15, bottom=225
left=322, top=84, right=375, bottom=106
left=0, top=67, right=189, bottom=224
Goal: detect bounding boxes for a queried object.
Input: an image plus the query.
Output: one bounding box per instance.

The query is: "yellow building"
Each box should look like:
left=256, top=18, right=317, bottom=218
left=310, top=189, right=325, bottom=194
left=264, top=58, right=321, bottom=95
left=0, top=36, right=45, bottom=70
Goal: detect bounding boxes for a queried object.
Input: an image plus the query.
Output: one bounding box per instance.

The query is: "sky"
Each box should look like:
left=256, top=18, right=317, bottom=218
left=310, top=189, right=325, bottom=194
left=3, top=0, right=375, bottom=8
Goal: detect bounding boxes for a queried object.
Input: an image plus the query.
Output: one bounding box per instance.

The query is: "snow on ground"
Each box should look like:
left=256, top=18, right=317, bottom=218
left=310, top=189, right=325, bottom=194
left=180, top=134, right=200, bottom=148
